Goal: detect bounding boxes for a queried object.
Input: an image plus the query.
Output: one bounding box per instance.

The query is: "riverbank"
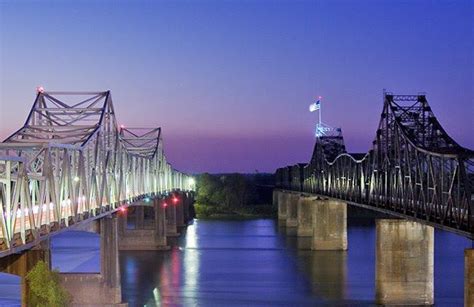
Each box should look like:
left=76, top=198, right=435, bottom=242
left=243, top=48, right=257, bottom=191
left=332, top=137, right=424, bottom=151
left=194, top=204, right=276, bottom=219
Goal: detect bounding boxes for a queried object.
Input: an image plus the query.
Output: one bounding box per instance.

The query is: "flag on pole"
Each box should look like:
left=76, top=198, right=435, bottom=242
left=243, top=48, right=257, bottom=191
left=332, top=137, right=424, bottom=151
left=309, top=99, right=320, bottom=112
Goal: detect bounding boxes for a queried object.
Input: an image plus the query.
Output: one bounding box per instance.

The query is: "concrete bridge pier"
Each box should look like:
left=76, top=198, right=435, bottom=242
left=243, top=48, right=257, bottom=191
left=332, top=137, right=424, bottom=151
left=295, top=195, right=315, bottom=249
left=285, top=193, right=299, bottom=235
left=183, top=192, right=191, bottom=223
left=297, top=196, right=315, bottom=237
left=60, top=216, right=127, bottom=306
left=277, top=191, right=288, bottom=226
left=0, top=239, right=51, bottom=307
left=375, top=219, right=434, bottom=306
left=117, top=198, right=168, bottom=250
left=466, top=249, right=474, bottom=307
left=174, top=192, right=186, bottom=230
left=166, top=195, right=179, bottom=237
left=311, top=198, right=347, bottom=250
left=186, top=191, right=196, bottom=221
left=273, top=189, right=279, bottom=208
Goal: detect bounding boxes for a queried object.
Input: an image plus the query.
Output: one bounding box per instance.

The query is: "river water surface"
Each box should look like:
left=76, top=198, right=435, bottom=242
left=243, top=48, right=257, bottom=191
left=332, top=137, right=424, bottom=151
left=119, top=217, right=469, bottom=306
left=0, top=214, right=470, bottom=306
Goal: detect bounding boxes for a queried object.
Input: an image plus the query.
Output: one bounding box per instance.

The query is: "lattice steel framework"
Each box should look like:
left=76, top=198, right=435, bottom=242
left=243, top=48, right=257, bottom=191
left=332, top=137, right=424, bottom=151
left=0, top=91, right=194, bottom=252
left=276, top=93, right=474, bottom=237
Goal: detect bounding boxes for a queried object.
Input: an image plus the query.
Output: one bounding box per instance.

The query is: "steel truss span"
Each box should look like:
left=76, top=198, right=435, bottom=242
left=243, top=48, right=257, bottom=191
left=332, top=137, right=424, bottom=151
left=0, top=91, right=193, bottom=254
left=276, top=93, right=474, bottom=238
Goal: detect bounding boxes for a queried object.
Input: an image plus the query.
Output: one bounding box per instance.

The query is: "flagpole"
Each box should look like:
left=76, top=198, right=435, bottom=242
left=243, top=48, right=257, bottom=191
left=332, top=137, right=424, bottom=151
left=318, top=96, right=322, bottom=127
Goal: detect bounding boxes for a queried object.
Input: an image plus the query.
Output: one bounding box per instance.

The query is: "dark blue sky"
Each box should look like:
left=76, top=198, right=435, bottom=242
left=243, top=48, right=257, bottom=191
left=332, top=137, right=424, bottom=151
left=0, top=0, right=472, bottom=173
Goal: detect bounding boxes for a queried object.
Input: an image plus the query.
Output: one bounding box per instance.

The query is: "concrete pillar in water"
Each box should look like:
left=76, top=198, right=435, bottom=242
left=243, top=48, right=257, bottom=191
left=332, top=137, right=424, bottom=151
left=117, top=197, right=168, bottom=250
left=272, top=189, right=279, bottom=207
left=277, top=191, right=287, bottom=226
left=166, top=196, right=179, bottom=237
left=0, top=240, right=51, bottom=307
left=60, top=216, right=126, bottom=305
left=135, top=206, right=145, bottom=229
left=297, top=196, right=315, bottom=237
left=285, top=193, right=298, bottom=228
left=175, top=192, right=185, bottom=228
left=375, top=219, right=434, bottom=306
left=312, top=198, right=347, bottom=250
left=154, top=198, right=167, bottom=247
left=183, top=192, right=190, bottom=223
left=100, top=216, right=121, bottom=298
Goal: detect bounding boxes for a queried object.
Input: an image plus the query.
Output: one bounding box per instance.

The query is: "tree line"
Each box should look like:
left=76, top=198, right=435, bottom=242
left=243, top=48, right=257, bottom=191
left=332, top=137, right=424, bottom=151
left=195, top=173, right=274, bottom=209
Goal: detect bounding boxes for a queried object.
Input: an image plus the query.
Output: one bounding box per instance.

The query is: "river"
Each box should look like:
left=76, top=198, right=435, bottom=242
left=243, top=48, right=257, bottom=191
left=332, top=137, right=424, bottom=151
left=0, top=212, right=470, bottom=306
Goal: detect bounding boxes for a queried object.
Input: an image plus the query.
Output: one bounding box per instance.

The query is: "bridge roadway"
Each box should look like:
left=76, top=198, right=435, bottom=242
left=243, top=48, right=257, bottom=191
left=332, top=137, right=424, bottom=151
left=275, top=93, right=474, bottom=306
left=0, top=90, right=196, bottom=305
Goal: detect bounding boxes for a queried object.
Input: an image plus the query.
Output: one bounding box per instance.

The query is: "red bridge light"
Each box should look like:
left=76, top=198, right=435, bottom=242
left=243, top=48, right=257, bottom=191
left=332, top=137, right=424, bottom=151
left=163, top=202, right=168, bottom=208
left=172, top=197, right=179, bottom=204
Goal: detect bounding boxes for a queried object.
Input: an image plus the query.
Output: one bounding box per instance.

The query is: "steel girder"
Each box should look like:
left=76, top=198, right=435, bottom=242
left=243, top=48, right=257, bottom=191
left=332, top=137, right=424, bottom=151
left=0, top=91, right=194, bottom=253
left=276, top=93, right=474, bottom=238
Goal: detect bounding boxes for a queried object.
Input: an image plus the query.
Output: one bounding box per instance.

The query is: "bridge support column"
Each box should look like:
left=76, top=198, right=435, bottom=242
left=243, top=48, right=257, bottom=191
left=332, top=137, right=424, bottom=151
left=375, top=219, right=433, bottom=306
left=277, top=191, right=287, bottom=226
left=312, top=198, right=347, bottom=250
left=166, top=196, right=179, bottom=237
left=135, top=206, right=145, bottom=229
left=60, top=216, right=126, bottom=306
left=183, top=192, right=190, bottom=223
left=175, top=192, right=185, bottom=228
left=117, top=198, right=168, bottom=250
left=0, top=240, right=51, bottom=307
left=285, top=193, right=298, bottom=235
left=273, top=190, right=279, bottom=207
left=188, top=191, right=196, bottom=220
left=154, top=199, right=167, bottom=247
left=465, top=249, right=474, bottom=306
left=297, top=196, right=315, bottom=237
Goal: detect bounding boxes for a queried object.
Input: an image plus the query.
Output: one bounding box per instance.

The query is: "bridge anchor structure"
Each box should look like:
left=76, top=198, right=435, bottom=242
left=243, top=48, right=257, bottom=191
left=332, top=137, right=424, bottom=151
left=0, top=90, right=196, bottom=305
left=275, top=92, right=473, bottom=305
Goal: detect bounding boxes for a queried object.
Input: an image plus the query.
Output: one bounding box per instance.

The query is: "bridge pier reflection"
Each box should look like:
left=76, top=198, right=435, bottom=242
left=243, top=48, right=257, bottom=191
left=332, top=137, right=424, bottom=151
left=305, top=250, right=347, bottom=301
left=465, top=249, right=474, bottom=306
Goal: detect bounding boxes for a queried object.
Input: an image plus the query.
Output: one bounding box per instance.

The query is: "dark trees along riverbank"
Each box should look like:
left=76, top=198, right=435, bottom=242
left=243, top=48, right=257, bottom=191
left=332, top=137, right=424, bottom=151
left=194, top=173, right=275, bottom=218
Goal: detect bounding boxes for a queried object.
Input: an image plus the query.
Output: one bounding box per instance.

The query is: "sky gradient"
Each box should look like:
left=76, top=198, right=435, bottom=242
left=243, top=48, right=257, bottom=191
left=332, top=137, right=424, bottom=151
left=0, top=0, right=473, bottom=173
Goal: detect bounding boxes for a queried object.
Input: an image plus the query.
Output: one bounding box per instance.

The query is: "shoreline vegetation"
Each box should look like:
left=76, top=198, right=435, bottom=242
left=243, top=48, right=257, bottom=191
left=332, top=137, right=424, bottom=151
left=194, top=173, right=276, bottom=219
left=194, top=203, right=275, bottom=219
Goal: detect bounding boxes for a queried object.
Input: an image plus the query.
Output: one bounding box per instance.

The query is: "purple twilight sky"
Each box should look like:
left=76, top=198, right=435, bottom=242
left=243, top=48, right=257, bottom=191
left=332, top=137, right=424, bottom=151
left=0, top=0, right=473, bottom=173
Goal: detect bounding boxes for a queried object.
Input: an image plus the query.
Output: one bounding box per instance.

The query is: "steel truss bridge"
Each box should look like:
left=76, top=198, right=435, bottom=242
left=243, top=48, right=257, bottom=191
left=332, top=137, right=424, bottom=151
left=0, top=90, right=193, bottom=256
left=276, top=93, right=474, bottom=238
